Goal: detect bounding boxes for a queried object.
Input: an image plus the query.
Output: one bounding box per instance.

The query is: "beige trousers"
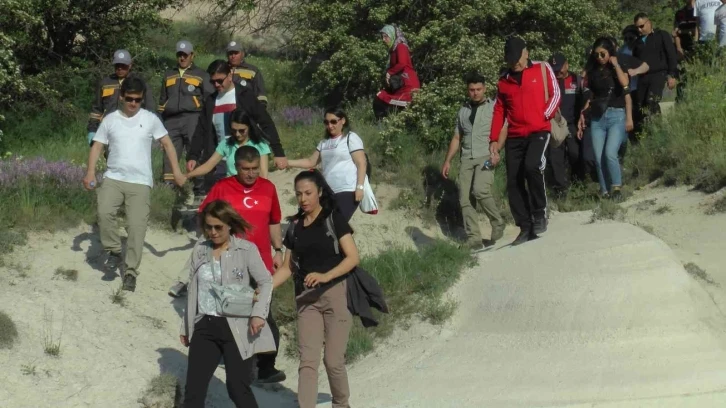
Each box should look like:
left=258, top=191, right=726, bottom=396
left=97, top=178, right=151, bottom=277
left=296, top=279, right=352, bottom=408
left=458, top=157, right=505, bottom=241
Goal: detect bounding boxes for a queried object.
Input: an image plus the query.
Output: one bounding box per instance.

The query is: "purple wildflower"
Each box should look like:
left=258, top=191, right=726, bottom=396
left=0, top=156, right=87, bottom=188
left=280, top=106, right=322, bottom=126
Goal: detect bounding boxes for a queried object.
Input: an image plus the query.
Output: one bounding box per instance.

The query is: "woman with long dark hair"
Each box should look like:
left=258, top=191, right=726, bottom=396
left=273, top=169, right=360, bottom=408
left=180, top=199, right=274, bottom=408
left=373, top=24, right=421, bottom=120
left=287, top=107, right=368, bottom=221
left=184, top=108, right=271, bottom=180
left=578, top=37, right=648, bottom=200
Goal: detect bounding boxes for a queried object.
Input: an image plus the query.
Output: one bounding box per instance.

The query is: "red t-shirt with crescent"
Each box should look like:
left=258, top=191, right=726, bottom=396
left=199, top=176, right=282, bottom=274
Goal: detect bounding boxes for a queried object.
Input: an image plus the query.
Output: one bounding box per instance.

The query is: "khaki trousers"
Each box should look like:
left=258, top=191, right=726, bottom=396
left=97, top=178, right=151, bottom=277
left=458, top=157, right=505, bottom=241
left=297, top=280, right=352, bottom=408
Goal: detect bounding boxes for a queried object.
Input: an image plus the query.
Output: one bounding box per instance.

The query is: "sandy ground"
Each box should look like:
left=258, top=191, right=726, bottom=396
left=1, top=169, right=725, bottom=407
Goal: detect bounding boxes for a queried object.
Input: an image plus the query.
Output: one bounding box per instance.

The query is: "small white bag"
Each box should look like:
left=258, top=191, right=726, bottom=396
left=359, top=176, right=379, bottom=215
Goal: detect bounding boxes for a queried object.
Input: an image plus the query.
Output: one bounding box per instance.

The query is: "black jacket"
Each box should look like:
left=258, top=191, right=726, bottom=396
left=633, top=29, right=678, bottom=77
left=157, top=64, right=214, bottom=118
left=188, top=83, right=284, bottom=162
left=347, top=267, right=389, bottom=328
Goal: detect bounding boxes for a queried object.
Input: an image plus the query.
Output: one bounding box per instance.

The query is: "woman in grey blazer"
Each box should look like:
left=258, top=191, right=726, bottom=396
left=180, top=200, right=275, bottom=408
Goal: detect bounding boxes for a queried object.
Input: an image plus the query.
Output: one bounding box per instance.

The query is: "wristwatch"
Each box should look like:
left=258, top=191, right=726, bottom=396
left=356, top=184, right=364, bottom=190
left=274, top=247, right=283, bottom=253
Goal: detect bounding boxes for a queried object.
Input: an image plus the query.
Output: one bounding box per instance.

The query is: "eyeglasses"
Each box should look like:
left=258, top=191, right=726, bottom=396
left=124, top=97, right=143, bottom=103
left=323, top=119, right=339, bottom=126
left=204, top=224, right=227, bottom=232
left=231, top=128, right=248, bottom=135
left=637, top=23, right=646, bottom=29
left=596, top=51, right=608, bottom=59
left=210, top=77, right=227, bottom=85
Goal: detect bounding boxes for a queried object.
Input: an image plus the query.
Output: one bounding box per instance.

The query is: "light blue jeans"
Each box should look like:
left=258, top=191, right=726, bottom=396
left=590, top=108, right=627, bottom=194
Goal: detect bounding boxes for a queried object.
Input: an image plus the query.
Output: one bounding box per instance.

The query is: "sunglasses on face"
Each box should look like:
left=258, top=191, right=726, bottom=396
left=210, top=77, right=226, bottom=85
left=124, top=97, right=143, bottom=103
left=204, top=224, right=227, bottom=232
left=323, top=119, right=339, bottom=126
left=231, top=128, right=248, bottom=135
left=596, top=52, right=608, bottom=58
left=637, top=23, right=646, bottom=29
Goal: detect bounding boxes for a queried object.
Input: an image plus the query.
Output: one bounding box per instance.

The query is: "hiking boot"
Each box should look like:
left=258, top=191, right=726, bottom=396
left=257, top=368, right=287, bottom=384
left=105, top=252, right=123, bottom=272
left=490, top=224, right=505, bottom=242
left=533, top=217, right=548, bottom=235
left=512, top=226, right=533, bottom=246
left=463, top=239, right=489, bottom=255
left=168, top=282, right=187, bottom=298
left=611, top=189, right=623, bottom=202
left=122, top=274, right=137, bottom=292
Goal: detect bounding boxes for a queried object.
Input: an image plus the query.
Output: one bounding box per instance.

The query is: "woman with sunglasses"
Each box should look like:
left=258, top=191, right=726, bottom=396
left=181, top=199, right=275, bottom=408
left=287, top=107, right=367, bottom=221
left=578, top=37, right=648, bottom=200
left=273, top=169, right=360, bottom=408
left=183, top=109, right=270, bottom=180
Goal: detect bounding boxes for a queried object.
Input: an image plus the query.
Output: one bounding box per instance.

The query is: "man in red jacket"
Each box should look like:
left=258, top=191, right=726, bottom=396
left=489, top=37, right=561, bottom=246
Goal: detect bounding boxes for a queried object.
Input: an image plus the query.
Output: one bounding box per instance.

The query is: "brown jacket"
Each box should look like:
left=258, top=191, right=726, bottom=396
left=181, top=236, right=275, bottom=360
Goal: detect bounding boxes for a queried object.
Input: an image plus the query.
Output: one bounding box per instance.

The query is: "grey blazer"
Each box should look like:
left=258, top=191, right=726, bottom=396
left=181, top=236, right=275, bottom=360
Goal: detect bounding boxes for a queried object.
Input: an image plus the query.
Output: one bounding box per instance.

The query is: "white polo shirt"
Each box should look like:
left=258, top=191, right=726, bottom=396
left=93, top=109, right=168, bottom=187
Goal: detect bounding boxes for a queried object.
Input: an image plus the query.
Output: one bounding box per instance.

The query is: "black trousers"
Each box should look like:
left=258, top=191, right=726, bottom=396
left=634, top=71, right=667, bottom=133
left=185, top=316, right=258, bottom=408
left=334, top=191, right=359, bottom=221
left=505, top=132, right=550, bottom=228
left=547, top=124, right=581, bottom=190
left=256, top=301, right=280, bottom=375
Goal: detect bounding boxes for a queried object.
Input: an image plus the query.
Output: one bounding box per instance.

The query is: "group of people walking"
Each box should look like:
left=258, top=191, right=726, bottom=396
left=81, top=28, right=391, bottom=406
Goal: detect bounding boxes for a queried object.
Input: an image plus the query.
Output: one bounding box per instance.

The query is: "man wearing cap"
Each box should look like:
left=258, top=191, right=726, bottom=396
left=87, top=50, right=155, bottom=146
left=157, top=40, right=214, bottom=187
left=546, top=53, right=584, bottom=197
left=489, top=37, right=561, bottom=246
left=226, top=41, right=268, bottom=106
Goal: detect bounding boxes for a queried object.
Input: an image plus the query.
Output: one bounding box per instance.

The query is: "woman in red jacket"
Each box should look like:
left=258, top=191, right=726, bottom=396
left=373, top=24, right=421, bottom=120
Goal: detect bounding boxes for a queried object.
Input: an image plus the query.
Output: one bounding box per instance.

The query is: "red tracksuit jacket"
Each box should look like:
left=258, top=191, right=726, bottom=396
left=490, top=61, right=561, bottom=142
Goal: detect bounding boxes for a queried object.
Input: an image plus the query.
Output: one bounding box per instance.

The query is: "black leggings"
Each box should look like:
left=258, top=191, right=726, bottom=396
left=184, top=316, right=257, bottom=408
left=334, top=192, right=359, bottom=221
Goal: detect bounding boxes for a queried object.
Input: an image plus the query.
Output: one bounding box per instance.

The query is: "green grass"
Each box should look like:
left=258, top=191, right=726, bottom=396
left=0, top=311, right=19, bottom=349
left=138, top=373, right=181, bottom=408
left=589, top=200, right=625, bottom=223
left=684, top=262, right=718, bottom=286
left=42, top=308, right=62, bottom=357
left=274, top=240, right=475, bottom=362
left=54, top=267, right=79, bottom=282
left=110, top=285, right=127, bottom=307
left=706, top=195, right=726, bottom=215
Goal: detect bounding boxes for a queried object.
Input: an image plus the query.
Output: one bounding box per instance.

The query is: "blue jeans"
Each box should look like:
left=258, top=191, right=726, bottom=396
left=590, top=108, right=627, bottom=194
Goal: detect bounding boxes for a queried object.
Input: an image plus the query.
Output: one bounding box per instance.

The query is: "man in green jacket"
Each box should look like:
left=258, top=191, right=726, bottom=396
left=157, top=40, right=214, bottom=187
left=442, top=72, right=506, bottom=254
left=86, top=49, right=155, bottom=145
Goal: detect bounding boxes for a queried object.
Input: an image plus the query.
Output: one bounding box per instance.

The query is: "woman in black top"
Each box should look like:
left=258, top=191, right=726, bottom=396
left=273, top=169, right=360, bottom=408
left=578, top=37, right=648, bottom=200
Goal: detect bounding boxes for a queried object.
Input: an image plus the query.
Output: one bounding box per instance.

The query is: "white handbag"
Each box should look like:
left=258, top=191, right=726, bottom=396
left=359, top=176, right=379, bottom=215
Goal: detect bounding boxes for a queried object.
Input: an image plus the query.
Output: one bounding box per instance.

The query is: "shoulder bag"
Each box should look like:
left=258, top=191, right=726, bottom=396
left=541, top=63, right=570, bottom=148
left=207, top=245, right=256, bottom=317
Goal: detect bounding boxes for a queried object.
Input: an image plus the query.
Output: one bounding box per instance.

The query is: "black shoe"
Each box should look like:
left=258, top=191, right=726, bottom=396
left=490, top=223, right=505, bottom=242
left=105, top=251, right=122, bottom=272
left=257, top=368, right=286, bottom=384
left=533, top=217, right=548, bottom=235
left=122, top=274, right=136, bottom=292
left=512, top=227, right=532, bottom=246
left=168, top=282, right=187, bottom=298
left=611, top=189, right=623, bottom=202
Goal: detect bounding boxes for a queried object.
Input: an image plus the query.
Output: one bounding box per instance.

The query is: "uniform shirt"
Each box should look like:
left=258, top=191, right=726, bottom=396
left=215, top=138, right=272, bottom=176
left=316, top=132, right=364, bottom=194
left=93, top=109, right=167, bottom=187
left=283, top=209, right=352, bottom=296
left=212, top=88, right=237, bottom=144
left=695, top=0, right=722, bottom=41
left=199, top=176, right=282, bottom=274
left=157, top=64, right=213, bottom=118
left=231, top=62, right=268, bottom=104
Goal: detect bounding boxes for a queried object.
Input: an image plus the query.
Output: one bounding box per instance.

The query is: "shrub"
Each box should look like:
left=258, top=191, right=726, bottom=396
left=0, top=311, right=19, bottom=349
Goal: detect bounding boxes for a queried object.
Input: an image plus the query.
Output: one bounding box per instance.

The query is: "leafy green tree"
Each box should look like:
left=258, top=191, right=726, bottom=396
left=287, top=0, right=624, bottom=156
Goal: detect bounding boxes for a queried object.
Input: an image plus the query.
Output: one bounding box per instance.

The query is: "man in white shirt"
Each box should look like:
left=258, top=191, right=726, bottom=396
left=714, top=0, right=726, bottom=46
left=83, top=77, right=185, bottom=292
left=695, top=0, right=722, bottom=41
